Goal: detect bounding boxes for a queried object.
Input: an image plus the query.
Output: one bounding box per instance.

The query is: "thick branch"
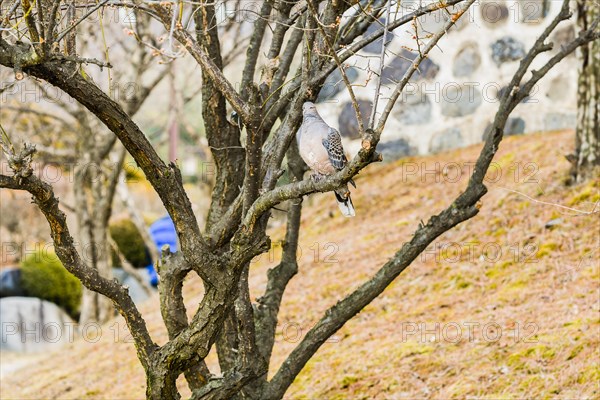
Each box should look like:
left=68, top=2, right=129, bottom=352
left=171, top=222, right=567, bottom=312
left=0, top=51, right=211, bottom=282
left=151, top=4, right=252, bottom=124
left=240, top=0, right=273, bottom=100
left=263, top=191, right=481, bottom=399
left=0, top=171, right=156, bottom=369
left=192, top=1, right=246, bottom=233
left=263, top=4, right=599, bottom=396
left=157, top=248, right=211, bottom=391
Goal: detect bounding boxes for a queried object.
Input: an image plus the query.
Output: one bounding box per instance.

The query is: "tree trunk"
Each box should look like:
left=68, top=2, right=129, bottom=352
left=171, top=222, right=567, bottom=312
left=76, top=138, right=123, bottom=325
left=572, top=0, right=600, bottom=182
left=146, top=366, right=180, bottom=400
left=79, top=229, right=113, bottom=325
left=2, top=0, right=599, bottom=399
left=76, top=161, right=114, bottom=326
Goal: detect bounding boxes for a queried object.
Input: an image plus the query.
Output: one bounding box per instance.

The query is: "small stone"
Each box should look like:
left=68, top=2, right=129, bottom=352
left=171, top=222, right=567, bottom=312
left=440, top=84, right=482, bottom=117
left=362, top=18, right=390, bottom=54
left=337, top=100, right=372, bottom=140
left=429, top=127, right=463, bottom=153
left=393, top=88, right=432, bottom=125
left=491, top=37, right=526, bottom=66
left=377, top=138, right=416, bottom=161
left=317, top=67, right=360, bottom=103
left=382, top=49, right=439, bottom=83
left=453, top=42, right=481, bottom=77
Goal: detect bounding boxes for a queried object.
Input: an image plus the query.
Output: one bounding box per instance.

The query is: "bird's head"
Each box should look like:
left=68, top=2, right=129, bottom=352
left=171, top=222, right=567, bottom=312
left=302, top=102, right=317, bottom=115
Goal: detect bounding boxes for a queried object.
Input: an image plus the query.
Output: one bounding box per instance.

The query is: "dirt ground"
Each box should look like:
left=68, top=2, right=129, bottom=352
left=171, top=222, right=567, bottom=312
left=1, top=130, right=598, bottom=399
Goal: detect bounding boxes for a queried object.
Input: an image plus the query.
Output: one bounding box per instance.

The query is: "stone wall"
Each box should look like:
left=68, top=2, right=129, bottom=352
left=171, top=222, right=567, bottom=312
left=315, top=0, right=578, bottom=158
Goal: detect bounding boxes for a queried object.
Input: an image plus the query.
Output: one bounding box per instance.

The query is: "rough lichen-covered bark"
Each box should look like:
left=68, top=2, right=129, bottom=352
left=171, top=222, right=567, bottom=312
left=1, top=0, right=599, bottom=399
left=573, top=0, right=600, bottom=181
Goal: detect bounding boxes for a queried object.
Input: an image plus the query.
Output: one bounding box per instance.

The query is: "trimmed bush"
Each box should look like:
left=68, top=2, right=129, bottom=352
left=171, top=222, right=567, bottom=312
left=110, top=218, right=151, bottom=269
left=123, top=161, right=146, bottom=184
left=20, top=250, right=82, bottom=319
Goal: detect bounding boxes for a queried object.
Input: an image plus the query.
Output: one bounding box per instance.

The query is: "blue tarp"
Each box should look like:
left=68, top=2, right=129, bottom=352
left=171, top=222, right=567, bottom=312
left=145, top=215, right=178, bottom=287
left=149, top=215, right=178, bottom=253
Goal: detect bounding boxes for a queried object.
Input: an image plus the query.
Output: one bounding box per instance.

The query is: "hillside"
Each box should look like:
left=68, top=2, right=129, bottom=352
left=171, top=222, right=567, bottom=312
left=1, top=130, right=598, bottom=399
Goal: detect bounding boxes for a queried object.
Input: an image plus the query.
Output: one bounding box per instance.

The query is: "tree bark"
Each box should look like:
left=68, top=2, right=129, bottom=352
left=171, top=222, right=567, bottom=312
left=77, top=139, right=120, bottom=325
left=1, top=0, right=599, bottom=398
left=572, top=0, right=600, bottom=182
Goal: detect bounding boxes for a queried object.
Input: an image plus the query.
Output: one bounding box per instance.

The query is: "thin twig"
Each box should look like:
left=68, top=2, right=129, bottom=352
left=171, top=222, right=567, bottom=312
left=55, top=0, right=109, bottom=43
left=306, top=0, right=364, bottom=136
left=375, top=0, right=476, bottom=134
left=368, top=0, right=392, bottom=129
left=497, top=186, right=600, bottom=216
left=108, top=236, right=154, bottom=296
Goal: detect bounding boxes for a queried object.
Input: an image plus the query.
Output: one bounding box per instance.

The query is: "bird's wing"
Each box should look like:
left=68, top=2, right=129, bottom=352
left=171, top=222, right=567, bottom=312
left=322, top=128, right=348, bottom=171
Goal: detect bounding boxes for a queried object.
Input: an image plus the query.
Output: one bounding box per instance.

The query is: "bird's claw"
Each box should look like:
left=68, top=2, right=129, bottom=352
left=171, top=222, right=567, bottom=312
left=310, top=173, right=324, bottom=182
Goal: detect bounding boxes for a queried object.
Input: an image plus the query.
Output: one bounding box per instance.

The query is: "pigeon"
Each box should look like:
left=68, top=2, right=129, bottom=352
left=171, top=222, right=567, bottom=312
left=296, top=102, right=356, bottom=217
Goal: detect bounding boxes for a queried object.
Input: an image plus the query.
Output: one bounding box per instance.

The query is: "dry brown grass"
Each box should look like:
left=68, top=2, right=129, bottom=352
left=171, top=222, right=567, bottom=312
left=1, top=130, right=598, bottom=399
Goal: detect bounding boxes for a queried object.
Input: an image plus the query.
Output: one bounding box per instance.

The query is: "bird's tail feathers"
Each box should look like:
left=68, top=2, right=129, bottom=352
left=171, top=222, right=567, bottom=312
left=334, top=191, right=355, bottom=217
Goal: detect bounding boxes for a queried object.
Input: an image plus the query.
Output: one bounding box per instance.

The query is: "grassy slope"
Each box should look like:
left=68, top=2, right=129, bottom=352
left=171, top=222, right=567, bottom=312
left=1, top=130, right=598, bottom=399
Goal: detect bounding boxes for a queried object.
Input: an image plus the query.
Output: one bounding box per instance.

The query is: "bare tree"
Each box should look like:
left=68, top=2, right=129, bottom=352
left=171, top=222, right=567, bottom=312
left=0, top=0, right=598, bottom=399
left=571, top=0, right=599, bottom=182
left=0, top=8, right=168, bottom=323
left=71, top=10, right=169, bottom=324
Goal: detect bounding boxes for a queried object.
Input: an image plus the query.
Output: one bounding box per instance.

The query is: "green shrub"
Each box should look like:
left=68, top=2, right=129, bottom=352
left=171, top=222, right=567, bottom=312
left=110, top=218, right=151, bottom=269
left=123, top=161, right=146, bottom=183
left=20, top=250, right=82, bottom=319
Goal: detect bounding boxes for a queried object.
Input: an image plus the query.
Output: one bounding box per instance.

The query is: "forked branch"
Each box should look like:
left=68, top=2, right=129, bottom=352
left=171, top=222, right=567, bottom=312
left=0, top=142, right=156, bottom=370
left=262, top=2, right=599, bottom=397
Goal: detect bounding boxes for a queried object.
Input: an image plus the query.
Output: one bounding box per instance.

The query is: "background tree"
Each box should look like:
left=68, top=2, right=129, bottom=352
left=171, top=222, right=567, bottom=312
left=0, top=9, right=168, bottom=323
left=0, top=0, right=598, bottom=398
left=571, top=0, right=599, bottom=182
left=68, top=11, right=169, bottom=324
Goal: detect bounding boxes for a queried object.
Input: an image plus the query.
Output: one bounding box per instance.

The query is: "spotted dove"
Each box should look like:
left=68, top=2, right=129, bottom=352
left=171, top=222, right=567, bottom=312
left=296, top=102, right=356, bottom=217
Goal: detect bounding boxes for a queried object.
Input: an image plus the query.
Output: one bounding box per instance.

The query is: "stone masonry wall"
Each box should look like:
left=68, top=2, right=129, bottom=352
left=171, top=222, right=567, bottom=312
left=315, top=0, right=578, bottom=160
